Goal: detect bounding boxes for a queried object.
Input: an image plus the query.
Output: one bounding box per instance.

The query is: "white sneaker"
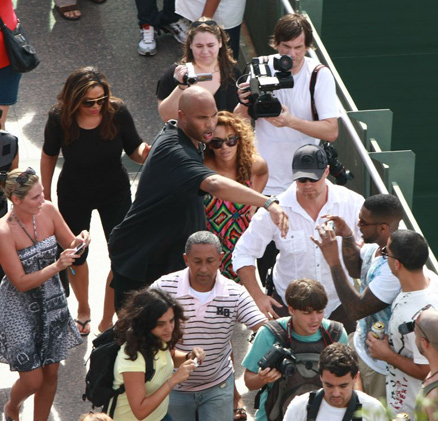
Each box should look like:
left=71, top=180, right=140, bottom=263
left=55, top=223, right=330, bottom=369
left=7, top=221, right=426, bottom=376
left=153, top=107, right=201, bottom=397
left=162, top=18, right=191, bottom=44
left=138, top=25, right=157, bottom=56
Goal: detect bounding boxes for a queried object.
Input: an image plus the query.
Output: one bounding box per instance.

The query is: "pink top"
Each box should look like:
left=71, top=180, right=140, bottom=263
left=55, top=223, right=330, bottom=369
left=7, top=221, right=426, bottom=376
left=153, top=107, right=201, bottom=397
left=0, top=0, right=18, bottom=69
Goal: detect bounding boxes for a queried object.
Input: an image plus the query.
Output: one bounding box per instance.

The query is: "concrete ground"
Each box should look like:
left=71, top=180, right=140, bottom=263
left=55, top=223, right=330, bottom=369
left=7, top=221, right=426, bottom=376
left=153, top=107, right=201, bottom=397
left=1, top=0, right=258, bottom=419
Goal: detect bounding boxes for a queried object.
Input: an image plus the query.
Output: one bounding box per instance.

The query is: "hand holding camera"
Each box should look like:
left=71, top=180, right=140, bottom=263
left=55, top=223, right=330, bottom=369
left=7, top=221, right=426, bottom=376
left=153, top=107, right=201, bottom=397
left=174, top=63, right=213, bottom=87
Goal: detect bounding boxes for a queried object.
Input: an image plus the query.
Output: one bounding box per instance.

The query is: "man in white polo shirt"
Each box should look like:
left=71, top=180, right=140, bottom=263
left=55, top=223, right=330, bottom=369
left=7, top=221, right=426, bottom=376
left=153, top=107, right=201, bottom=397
left=151, top=231, right=266, bottom=421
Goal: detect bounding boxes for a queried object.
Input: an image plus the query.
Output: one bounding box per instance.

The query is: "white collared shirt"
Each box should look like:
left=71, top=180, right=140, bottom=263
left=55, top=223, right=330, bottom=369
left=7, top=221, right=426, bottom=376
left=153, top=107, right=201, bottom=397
left=232, top=180, right=364, bottom=317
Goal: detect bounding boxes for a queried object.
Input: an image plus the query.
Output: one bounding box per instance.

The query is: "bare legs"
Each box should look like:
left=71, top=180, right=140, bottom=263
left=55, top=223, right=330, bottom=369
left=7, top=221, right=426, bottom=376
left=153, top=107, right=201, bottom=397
left=68, top=262, right=91, bottom=335
left=0, top=105, right=9, bottom=130
left=97, top=269, right=116, bottom=333
left=5, top=363, right=60, bottom=421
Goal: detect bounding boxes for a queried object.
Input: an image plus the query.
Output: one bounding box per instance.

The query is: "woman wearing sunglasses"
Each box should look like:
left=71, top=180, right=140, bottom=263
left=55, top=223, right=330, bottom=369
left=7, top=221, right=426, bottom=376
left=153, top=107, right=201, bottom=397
left=157, top=17, right=240, bottom=122
left=0, top=168, right=87, bottom=421
left=41, top=67, right=150, bottom=336
left=111, top=288, right=203, bottom=421
left=204, top=111, right=268, bottom=282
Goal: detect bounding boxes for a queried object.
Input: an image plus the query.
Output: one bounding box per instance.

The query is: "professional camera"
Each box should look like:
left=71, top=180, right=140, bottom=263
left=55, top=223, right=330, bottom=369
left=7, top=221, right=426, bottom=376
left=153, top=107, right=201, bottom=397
left=183, top=62, right=213, bottom=86
left=258, top=343, right=297, bottom=376
left=322, top=142, right=354, bottom=186
left=245, top=55, right=294, bottom=120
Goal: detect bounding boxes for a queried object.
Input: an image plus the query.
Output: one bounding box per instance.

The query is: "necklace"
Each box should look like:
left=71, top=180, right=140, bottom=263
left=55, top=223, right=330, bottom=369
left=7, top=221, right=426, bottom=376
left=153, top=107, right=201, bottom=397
left=12, top=207, right=37, bottom=244
left=423, top=369, right=438, bottom=384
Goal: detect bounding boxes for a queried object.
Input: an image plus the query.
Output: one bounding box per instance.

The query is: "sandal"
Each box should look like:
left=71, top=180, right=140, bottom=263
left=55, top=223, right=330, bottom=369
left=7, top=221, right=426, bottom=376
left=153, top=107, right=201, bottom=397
left=75, top=319, right=91, bottom=336
left=55, top=5, right=81, bottom=21
left=233, top=408, right=248, bottom=420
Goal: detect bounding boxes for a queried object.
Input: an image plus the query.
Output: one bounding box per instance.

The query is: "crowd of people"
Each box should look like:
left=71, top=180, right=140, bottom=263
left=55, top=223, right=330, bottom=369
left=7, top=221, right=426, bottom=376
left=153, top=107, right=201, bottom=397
left=1, top=2, right=438, bottom=421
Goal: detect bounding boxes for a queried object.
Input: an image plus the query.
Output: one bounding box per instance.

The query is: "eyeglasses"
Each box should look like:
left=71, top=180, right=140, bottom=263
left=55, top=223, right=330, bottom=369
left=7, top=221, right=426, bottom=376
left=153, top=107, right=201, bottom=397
left=210, top=135, right=239, bottom=149
left=381, top=246, right=399, bottom=261
left=398, top=304, right=434, bottom=339
left=12, top=167, right=36, bottom=193
left=296, top=177, right=318, bottom=183
left=358, top=220, right=388, bottom=227
left=81, top=96, right=108, bottom=108
left=413, top=304, right=433, bottom=342
left=190, top=20, right=217, bottom=28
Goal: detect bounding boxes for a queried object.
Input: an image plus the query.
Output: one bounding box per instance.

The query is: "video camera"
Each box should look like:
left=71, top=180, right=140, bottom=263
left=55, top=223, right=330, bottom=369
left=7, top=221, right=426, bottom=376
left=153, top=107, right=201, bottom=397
left=183, top=62, right=213, bottom=86
left=258, top=343, right=297, bottom=376
left=244, top=55, right=294, bottom=120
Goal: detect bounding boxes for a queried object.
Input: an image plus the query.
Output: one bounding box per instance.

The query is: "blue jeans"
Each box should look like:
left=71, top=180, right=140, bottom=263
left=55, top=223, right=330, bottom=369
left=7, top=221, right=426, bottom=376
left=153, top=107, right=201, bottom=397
left=168, top=373, right=234, bottom=421
left=135, top=0, right=180, bottom=27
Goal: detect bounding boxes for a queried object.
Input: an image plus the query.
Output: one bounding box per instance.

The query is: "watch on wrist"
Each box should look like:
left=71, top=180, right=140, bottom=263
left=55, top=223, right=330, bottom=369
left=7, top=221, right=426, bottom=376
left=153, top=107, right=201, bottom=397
left=263, top=196, right=279, bottom=210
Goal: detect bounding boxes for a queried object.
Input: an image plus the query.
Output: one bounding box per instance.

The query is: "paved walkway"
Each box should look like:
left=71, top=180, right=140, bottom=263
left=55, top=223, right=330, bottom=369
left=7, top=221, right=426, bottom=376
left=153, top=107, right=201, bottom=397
left=1, top=1, right=257, bottom=419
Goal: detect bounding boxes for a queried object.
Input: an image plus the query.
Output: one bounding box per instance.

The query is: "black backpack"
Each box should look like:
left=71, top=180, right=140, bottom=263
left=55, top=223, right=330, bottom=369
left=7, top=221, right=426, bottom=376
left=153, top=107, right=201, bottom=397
left=82, top=327, right=155, bottom=418
left=256, top=319, right=343, bottom=421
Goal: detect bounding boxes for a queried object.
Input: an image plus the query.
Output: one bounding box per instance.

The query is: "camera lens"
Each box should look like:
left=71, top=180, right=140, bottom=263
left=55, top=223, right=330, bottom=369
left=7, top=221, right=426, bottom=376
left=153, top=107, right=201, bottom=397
left=273, top=55, right=293, bottom=72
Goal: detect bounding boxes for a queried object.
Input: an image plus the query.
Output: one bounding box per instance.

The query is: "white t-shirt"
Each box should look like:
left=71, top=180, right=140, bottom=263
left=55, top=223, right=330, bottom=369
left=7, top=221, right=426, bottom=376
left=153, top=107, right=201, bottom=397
left=175, top=0, right=246, bottom=29
left=254, top=55, right=339, bottom=195
left=353, top=243, right=401, bottom=374
left=283, top=390, right=387, bottom=421
left=386, top=272, right=438, bottom=418
left=111, top=344, right=174, bottom=421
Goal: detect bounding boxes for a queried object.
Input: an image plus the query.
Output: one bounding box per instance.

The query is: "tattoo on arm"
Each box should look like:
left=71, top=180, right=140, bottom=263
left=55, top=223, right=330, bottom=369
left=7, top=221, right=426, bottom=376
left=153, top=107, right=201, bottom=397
left=331, top=265, right=388, bottom=320
left=342, top=236, right=362, bottom=278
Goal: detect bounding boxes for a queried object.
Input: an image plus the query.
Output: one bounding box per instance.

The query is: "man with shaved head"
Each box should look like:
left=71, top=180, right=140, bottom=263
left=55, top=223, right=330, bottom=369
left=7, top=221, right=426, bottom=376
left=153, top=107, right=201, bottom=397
left=415, top=307, right=438, bottom=420
left=109, top=86, right=288, bottom=309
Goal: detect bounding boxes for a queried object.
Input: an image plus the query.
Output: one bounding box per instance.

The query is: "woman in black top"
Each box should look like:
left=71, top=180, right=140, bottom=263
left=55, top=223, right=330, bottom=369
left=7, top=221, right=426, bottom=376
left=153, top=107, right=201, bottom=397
left=157, top=16, right=241, bottom=121
left=41, top=67, right=150, bottom=336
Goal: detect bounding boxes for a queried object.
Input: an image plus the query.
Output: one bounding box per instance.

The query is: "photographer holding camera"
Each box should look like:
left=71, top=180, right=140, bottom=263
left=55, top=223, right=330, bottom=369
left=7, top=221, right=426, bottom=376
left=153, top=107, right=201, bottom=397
left=235, top=13, right=339, bottom=196
left=242, top=278, right=348, bottom=421
left=157, top=17, right=240, bottom=122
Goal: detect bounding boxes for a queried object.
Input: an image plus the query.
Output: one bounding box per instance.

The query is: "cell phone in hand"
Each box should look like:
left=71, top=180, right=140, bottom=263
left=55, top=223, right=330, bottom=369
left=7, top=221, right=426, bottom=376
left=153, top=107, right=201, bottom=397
left=73, top=243, right=86, bottom=254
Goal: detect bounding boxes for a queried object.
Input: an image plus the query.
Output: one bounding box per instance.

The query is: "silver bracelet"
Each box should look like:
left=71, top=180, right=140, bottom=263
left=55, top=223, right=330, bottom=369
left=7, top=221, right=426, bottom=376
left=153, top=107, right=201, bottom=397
left=263, top=196, right=279, bottom=210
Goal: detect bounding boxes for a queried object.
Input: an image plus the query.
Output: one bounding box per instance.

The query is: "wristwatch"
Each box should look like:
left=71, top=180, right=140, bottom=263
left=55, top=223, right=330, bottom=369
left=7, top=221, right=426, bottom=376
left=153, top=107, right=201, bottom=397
left=263, top=196, right=279, bottom=210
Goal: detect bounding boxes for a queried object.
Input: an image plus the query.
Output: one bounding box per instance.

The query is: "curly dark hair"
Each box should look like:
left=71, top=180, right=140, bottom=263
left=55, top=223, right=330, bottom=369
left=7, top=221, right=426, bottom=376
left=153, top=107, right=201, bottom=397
left=319, top=343, right=359, bottom=378
left=114, top=288, right=187, bottom=361
left=181, top=17, right=236, bottom=84
left=52, top=66, right=123, bottom=145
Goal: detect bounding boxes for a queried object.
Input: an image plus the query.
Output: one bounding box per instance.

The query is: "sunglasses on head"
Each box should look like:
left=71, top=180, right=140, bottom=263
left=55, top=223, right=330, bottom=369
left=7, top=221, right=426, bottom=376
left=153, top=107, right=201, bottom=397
left=296, top=177, right=318, bottom=183
left=190, top=20, right=217, bottom=28
left=12, top=167, right=36, bottom=193
left=81, top=96, right=108, bottom=108
left=210, top=135, right=239, bottom=149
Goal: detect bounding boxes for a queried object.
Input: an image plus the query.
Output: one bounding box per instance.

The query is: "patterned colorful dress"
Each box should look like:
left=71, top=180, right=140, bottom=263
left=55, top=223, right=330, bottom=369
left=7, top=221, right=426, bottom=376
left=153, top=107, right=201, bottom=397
left=204, top=182, right=252, bottom=282
left=0, top=235, right=82, bottom=371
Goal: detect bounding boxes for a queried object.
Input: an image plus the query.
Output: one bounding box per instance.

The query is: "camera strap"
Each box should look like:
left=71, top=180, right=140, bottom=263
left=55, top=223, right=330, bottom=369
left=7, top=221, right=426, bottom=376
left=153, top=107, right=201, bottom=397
left=309, top=64, right=326, bottom=122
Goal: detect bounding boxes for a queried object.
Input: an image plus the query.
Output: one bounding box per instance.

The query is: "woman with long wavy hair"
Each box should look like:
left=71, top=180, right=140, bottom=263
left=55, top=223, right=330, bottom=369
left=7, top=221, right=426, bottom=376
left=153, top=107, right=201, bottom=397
left=157, top=16, right=240, bottom=121
left=40, top=67, right=150, bottom=336
left=204, top=111, right=268, bottom=283
left=112, top=288, right=204, bottom=420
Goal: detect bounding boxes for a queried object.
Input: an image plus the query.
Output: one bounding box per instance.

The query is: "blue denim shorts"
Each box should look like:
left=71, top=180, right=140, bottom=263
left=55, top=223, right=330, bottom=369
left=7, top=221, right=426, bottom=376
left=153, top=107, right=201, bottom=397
left=0, top=65, right=22, bottom=105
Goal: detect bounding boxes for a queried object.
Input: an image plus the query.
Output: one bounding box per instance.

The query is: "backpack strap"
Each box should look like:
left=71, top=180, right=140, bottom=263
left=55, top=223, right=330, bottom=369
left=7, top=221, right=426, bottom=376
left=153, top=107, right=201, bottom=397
left=263, top=320, right=289, bottom=347
left=306, top=389, right=324, bottom=421
left=342, top=390, right=362, bottom=421
left=309, top=64, right=326, bottom=121
left=320, top=320, right=343, bottom=346
left=306, top=389, right=361, bottom=421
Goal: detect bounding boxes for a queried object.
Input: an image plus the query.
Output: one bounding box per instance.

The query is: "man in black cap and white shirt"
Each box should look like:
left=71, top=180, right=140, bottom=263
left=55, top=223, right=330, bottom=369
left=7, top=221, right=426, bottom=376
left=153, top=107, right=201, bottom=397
left=232, top=144, right=364, bottom=332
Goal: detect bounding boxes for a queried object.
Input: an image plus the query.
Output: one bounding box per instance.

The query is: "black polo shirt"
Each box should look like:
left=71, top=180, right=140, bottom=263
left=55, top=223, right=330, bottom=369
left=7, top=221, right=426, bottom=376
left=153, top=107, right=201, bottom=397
left=109, top=121, right=215, bottom=291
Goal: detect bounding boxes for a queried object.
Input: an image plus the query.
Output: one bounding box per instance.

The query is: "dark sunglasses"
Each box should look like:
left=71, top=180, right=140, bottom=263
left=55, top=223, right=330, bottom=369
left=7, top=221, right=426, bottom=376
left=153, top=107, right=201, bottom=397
left=190, top=20, right=217, bottom=28
left=381, top=246, right=403, bottom=265
left=296, top=177, right=318, bottom=183
left=12, top=167, right=36, bottom=193
left=81, top=96, right=108, bottom=108
left=210, top=135, right=239, bottom=149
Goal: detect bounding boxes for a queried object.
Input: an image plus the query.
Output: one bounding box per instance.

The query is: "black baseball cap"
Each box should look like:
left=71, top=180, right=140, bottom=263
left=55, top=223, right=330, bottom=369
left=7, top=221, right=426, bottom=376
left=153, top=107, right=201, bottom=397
left=292, top=144, right=328, bottom=181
